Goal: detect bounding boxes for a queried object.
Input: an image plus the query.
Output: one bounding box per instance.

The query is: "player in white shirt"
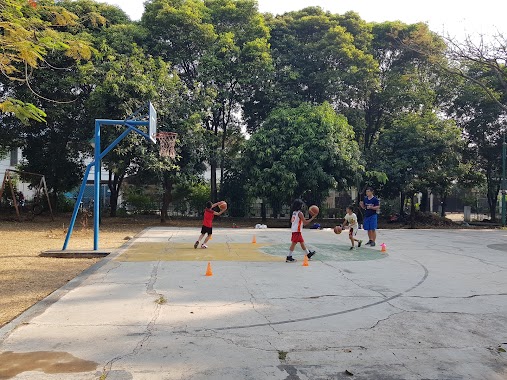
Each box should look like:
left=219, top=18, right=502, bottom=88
left=342, top=205, right=363, bottom=250
left=287, top=199, right=317, bottom=262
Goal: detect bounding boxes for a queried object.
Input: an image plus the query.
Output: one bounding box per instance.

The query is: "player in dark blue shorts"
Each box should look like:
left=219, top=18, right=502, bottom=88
left=360, top=187, right=380, bottom=247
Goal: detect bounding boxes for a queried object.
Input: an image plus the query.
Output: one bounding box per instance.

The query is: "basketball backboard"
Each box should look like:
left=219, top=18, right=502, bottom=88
left=149, top=102, right=157, bottom=143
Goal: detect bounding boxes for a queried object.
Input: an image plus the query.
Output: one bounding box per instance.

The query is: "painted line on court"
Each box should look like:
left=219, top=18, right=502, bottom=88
left=195, top=259, right=429, bottom=331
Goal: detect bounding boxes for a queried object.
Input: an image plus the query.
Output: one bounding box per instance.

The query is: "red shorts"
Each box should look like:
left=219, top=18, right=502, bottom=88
left=291, top=232, right=304, bottom=243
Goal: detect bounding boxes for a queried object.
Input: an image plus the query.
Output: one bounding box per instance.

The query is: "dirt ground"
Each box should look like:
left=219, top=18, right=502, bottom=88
left=0, top=215, right=164, bottom=328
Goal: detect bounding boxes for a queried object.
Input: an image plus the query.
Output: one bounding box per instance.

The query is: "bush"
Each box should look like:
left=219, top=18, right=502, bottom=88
left=56, top=193, right=74, bottom=213
left=187, top=183, right=210, bottom=214
left=125, top=193, right=153, bottom=213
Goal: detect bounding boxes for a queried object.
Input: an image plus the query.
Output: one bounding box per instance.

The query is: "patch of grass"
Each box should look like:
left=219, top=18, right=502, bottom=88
left=278, top=350, right=288, bottom=360
left=155, top=295, right=167, bottom=305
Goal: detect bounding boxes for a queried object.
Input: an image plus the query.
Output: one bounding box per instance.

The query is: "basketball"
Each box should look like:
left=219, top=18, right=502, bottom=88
left=334, top=225, right=342, bottom=234
left=309, top=205, right=319, bottom=216
left=218, top=201, right=228, bottom=210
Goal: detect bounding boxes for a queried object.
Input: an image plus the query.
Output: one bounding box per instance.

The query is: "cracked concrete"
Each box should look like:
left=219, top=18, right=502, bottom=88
left=1, top=227, right=507, bottom=379
left=100, top=262, right=164, bottom=379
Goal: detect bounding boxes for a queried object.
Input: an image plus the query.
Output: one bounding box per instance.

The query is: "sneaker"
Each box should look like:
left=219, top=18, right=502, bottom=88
left=307, top=251, right=316, bottom=260
left=286, top=256, right=297, bottom=263
left=358, top=240, right=363, bottom=248
left=370, top=242, right=376, bottom=247
left=365, top=240, right=372, bottom=246
left=349, top=246, right=354, bottom=250
left=201, top=244, right=208, bottom=249
left=194, top=241, right=199, bottom=249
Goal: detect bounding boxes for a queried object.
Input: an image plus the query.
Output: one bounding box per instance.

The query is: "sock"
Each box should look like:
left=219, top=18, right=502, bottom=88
left=287, top=251, right=293, bottom=257
left=306, top=249, right=311, bottom=254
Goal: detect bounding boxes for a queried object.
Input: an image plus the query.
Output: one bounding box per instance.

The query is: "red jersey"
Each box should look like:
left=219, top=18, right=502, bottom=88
left=202, top=208, right=215, bottom=227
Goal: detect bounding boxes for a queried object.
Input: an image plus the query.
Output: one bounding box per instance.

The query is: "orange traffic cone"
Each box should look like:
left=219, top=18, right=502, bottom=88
left=205, top=262, right=213, bottom=276
left=380, top=243, right=387, bottom=253
left=302, top=255, right=309, bottom=266
left=252, top=235, right=256, bottom=244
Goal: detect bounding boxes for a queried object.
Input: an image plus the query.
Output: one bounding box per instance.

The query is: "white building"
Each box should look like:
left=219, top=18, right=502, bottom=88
left=0, top=148, right=36, bottom=199
left=0, top=149, right=110, bottom=203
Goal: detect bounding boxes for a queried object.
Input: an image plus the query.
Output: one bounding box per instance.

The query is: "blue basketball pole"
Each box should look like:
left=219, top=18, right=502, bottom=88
left=63, top=116, right=155, bottom=251
left=94, top=120, right=101, bottom=250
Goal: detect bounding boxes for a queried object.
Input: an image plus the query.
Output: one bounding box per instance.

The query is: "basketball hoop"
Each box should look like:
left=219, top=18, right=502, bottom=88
left=155, top=132, right=177, bottom=159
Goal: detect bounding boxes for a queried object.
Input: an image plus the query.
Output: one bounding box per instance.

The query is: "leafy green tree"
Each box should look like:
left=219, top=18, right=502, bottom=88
left=139, top=117, right=207, bottom=223
left=8, top=1, right=131, bottom=207
left=441, top=33, right=507, bottom=112
left=243, top=7, right=377, bottom=133
left=221, top=159, right=251, bottom=217
left=242, top=103, right=361, bottom=216
left=142, top=0, right=273, bottom=201
left=448, top=63, right=506, bottom=221
left=370, top=112, right=462, bottom=217
left=356, top=21, right=447, bottom=150
left=85, top=44, right=194, bottom=216
left=0, top=0, right=96, bottom=124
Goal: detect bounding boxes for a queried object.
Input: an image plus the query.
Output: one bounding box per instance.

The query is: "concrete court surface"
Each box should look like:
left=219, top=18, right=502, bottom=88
left=1, top=227, right=507, bottom=380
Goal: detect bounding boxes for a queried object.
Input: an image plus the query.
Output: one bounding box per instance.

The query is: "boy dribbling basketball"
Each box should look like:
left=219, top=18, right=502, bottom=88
left=342, top=205, right=362, bottom=250
left=287, top=199, right=317, bottom=263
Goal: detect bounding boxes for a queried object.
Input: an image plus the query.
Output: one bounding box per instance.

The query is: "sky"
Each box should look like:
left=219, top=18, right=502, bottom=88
left=102, top=0, right=507, bottom=40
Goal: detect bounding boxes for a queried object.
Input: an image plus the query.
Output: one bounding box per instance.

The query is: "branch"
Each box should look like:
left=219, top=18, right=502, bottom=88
left=398, top=34, right=507, bottom=112
left=24, top=62, right=78, bottom=104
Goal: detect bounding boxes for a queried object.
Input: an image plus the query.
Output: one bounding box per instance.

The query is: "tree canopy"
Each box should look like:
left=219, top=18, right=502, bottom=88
left=1, top=0, right=502, bottom=221
left=242, top=102, right=361, bottom=213
left=0, top=0, right=96, bottom=123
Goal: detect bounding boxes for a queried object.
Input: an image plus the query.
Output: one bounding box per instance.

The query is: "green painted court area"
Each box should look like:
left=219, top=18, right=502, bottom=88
left=261, top=243, right=387, bottom=262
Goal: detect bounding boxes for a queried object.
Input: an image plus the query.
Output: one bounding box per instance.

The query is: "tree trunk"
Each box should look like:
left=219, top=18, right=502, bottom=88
left=109, top=193, right=118, bottom=217
left=220, top=164, right=224, bottom=200
left=486, top=164, right=499, bottom=221
left=50, top=192, right=58, bottom=212
left=440, top=194, right=447, bottom=218
left=108, top=171, right=124, bottom=218
left=210, top=161, right=218, bottom=202
left=261, top=201, right=266, bottom=222
left=420, top=190, right=429, bottom=213
left=220, top=113, right=227, bottom=200
left=160, top=176, right=173, bottom=224
left=487, top=187, right=499, bottom=222
left=410, top=194, right=416, bottom=229
left=399, top=191, right=406, bottom=215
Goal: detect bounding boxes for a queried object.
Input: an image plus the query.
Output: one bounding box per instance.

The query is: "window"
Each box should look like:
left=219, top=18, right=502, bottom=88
left=10, top=148, right=18, bottom=166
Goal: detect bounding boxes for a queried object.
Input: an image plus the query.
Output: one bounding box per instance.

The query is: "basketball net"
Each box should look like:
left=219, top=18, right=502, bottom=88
left=155, top=132, right=177, bottom=159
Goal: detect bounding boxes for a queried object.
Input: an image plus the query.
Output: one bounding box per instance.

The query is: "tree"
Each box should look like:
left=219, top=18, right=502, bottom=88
left=448, top=62, right=506, bottom=221
left=85, top=43, right=193, bottom=216
left=356, top=21, right=447, bottom=151
left=370, top=112, right=463, bottom=218
left=7, top=0, right=131, bottom=207
left=443, top=33, right=507, bottom=112
left=0, top=0, right=95, bottom=124
left=242, top=103, right=361, bottom=216
left=142, top=0, right=273, bottom=201
left=243, top=7, right=377, bottom=133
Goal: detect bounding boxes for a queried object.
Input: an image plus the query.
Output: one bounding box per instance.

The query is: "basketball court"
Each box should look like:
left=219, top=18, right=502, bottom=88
left=1, top=227, right=507, bottom=379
